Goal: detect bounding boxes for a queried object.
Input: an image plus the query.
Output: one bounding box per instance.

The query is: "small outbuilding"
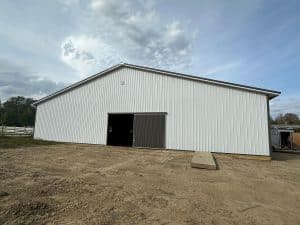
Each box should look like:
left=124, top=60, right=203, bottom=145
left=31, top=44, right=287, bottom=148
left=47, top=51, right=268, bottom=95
left=271, top=124, right=300, bottom=151
left=33, top=63, right=280, bottom=156
left=271, top=127, right=294, bottom=149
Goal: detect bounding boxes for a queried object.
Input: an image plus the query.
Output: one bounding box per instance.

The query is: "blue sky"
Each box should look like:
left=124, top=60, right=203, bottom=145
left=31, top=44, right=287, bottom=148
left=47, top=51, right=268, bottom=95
left=0, top=0, right=299, bottom=117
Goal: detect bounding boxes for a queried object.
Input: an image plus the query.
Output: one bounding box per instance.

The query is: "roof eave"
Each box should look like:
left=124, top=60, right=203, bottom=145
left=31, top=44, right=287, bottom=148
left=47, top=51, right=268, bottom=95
left=268, top=92, right=281, bottom=100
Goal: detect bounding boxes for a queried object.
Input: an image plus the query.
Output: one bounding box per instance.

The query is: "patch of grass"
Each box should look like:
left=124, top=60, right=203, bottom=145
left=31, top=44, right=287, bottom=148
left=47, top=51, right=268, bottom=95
left=0, top=136, right=60, bottom=149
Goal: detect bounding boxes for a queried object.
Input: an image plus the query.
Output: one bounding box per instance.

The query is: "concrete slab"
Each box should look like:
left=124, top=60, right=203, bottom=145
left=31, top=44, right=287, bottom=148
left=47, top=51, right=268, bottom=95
left=191, top=152, right=217, bottom=170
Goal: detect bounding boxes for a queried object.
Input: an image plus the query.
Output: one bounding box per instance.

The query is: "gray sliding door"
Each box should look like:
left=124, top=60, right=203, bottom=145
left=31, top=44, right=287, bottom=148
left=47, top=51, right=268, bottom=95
left=133, top=114, right=166, bottom=148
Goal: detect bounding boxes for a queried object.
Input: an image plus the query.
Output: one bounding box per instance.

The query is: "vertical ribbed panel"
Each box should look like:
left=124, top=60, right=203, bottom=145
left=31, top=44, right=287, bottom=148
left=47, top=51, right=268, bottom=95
left=34, top=67, right=270, bottom=155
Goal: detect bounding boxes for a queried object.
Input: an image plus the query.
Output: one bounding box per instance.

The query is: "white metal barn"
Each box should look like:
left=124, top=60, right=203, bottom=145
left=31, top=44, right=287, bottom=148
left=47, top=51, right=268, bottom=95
left=33, top=63, right=280, bottom=156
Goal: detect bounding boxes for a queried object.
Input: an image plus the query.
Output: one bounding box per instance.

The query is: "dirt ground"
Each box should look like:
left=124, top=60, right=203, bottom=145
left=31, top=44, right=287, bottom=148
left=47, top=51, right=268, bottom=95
left=0, top=144, right=300, bottom=225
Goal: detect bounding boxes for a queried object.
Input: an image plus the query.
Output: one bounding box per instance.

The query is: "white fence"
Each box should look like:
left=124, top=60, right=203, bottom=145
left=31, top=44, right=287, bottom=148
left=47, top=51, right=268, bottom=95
left=0, top=126, right=34, bottom=136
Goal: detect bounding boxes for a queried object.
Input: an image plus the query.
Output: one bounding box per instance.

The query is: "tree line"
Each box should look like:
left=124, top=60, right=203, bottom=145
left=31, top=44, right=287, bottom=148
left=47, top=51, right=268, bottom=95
left=0, top=96, right=299, bottom=127
left=271, top=113, right=300, bottom=125
left=0, top=96, right=36, bottom=127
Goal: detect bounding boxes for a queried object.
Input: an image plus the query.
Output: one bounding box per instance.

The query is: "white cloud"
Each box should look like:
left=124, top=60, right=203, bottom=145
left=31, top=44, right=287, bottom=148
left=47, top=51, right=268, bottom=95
left=56, top=0, right=79, bottom=6
left=61, top=35, right=122, bottom=77
left=60, top=0, right=196, bottom=76
left=90, top=0, right=107, bottom=10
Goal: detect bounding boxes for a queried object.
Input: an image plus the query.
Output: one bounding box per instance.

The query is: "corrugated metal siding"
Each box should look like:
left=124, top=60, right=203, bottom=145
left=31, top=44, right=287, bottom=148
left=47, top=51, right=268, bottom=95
left=34, top=67, right=270, bottom=155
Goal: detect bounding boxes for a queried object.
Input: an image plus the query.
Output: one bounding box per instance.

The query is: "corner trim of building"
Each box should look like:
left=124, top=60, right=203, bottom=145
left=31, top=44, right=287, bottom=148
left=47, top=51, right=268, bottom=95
left=266, top=96, right=272, bottom=158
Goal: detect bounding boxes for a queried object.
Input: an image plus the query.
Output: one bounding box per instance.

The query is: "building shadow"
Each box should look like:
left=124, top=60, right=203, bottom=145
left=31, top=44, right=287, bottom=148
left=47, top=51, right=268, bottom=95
left=272, top=151, right=300, bottom=161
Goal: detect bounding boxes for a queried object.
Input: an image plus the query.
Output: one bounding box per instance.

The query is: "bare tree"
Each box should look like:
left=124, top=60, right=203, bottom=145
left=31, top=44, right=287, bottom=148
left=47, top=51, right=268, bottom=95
left=274, top=113, right=300, bottom=125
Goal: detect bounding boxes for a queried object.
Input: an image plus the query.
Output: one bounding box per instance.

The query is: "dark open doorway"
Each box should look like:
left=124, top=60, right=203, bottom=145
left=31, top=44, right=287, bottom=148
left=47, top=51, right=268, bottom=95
left=107, top=114, right=134, bottom=147
left=280, top=131, right=292, bottom=149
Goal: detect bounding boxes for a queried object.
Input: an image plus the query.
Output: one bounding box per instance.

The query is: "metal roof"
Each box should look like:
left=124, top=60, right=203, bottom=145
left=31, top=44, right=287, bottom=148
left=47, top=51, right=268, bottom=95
left=272, top=124, right=300, bottom=129
left=33, top=63, right=280, bottom=106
